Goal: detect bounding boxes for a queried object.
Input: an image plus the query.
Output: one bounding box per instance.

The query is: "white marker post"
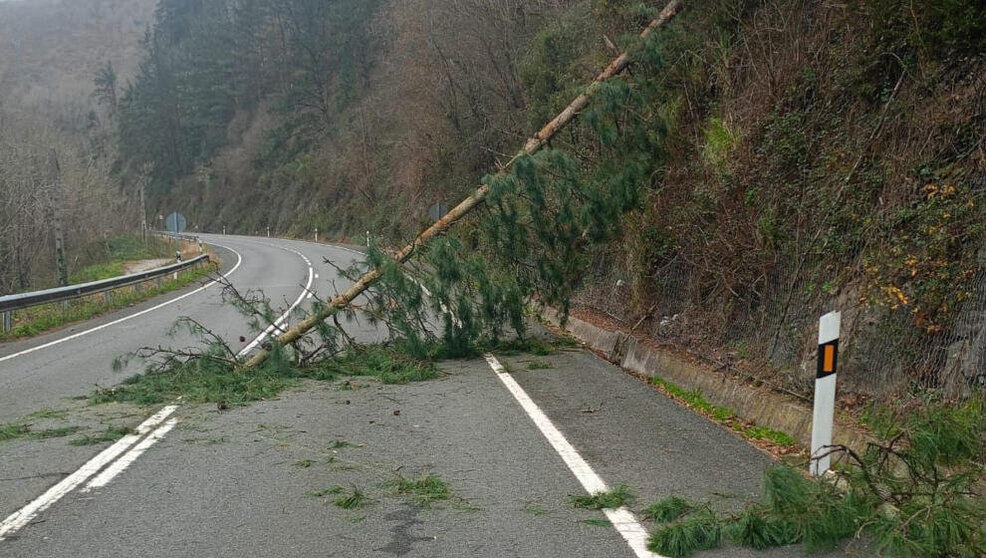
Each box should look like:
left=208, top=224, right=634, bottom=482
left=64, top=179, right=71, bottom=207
left=314, top=228, right=319, bottom=243
left=810, top=311, right=841, bottom=476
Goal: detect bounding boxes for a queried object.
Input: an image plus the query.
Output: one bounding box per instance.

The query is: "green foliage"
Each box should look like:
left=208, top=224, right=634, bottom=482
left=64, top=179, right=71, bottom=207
left=2, top=266, right=210, bottom=341
left=333, top=487, right=368, bottom=509
left=0, top=423, right=31, bottom=442
left=570, top=484, right=635, bottom=510
left=642, top=496, right=694, bottom=523
left=648, top=507, right=722, bottom=557
left=118, top=0, right=379, bottom=194
left=314, top=346, right=439, bottom=385
left=701, top=116, right=737, bottom=177
left=386, top=473, right=451, bottom=507
left=0, top=423, right=83, bottom=443
left=307, top=485, right=343, bottom=498
left=650, top=399, right=986, bottom=556
left=96, top=336, right=439, bottom=405
left=857, top=0, right=986, bottom=57
left=69, top=426, right=133, bottom=446
left=727, top=505, right=799, bottom=550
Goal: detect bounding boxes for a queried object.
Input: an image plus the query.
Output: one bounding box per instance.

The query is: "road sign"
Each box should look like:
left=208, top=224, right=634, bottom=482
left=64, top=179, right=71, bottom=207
left=810, top=311, right=841, bottom=476
left=428, top=202, right=449, bottom=222
left=165, top=212, right=187, bottom=235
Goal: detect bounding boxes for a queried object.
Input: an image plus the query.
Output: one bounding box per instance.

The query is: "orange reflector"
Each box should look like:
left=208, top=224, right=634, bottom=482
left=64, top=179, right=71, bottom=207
left=823, top=345, right=835, bottom=373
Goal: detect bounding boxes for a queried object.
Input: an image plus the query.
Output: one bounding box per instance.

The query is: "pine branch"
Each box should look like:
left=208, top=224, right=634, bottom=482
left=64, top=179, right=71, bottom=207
left=245, top=0, right=684, bottom=368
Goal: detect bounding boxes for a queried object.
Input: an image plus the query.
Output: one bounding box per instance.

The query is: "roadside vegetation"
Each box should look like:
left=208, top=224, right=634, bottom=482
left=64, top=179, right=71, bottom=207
left=645, top=397, right=986, bottom=557
left=1, top=265, right=213, bottom=341
left=571, top=484, right=635, bottom=510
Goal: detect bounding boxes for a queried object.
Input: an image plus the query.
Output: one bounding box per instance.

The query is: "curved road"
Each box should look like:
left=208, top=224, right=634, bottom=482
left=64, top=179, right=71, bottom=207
left=0, top=235, right=369, bottom=423
left=0, top=236, right=821, bottom=558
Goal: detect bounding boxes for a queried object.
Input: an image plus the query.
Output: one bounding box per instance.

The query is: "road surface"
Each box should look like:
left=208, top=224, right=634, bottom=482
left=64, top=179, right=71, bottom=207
left=0, top=235, right=835, bottom=557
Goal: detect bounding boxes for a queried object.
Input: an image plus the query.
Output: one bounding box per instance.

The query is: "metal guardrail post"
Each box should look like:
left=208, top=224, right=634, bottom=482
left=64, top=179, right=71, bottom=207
left=2, top=311, right=10, bottom=333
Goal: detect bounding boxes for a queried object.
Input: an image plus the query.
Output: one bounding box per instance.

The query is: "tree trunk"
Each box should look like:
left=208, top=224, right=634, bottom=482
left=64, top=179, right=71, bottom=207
left=48, top=149, right=69, bottom=287
left=245, top=0, right=684, bottom=368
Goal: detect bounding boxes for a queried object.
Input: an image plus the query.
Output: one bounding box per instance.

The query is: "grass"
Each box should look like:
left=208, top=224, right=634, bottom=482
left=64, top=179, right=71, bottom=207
left=644, top=398, right=986, bottom=557
left=33, top=426, right=84, bottom=439
left=0, top=423, right=32, bottom=442
left=386, top=473, right=451, bottom=506
left=69, top=425, right=134, bottom=446
left=526, top=359, right=554, bottom=370
left=293, top=459, right=315, bottom=468
left=307, top=486, right=344, bottom=498
left=650, top=376, right=797, bottom=449
left=333, top=487, right=368, bottom=509
left=583, top=518, right=611, bottom=527
left=90, top=344, right=441, bottom=406
left=28, top=408, right=68, bottom=420
left=570, top=484, right=635, bottom=510
left=0, top=422, right=83, bottom=443
left=1, top=266, right=212, bottom=341
left=70, top=261, right=126, bottom=284
left=524, top=503, right=548, bottom=516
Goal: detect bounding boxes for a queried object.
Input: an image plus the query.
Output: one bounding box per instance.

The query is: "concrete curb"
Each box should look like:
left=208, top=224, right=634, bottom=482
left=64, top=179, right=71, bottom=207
left=543, top=308, right=871, bottom=454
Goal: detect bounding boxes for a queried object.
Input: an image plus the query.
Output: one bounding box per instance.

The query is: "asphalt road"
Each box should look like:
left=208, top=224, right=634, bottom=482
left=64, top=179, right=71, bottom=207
left=0, top=236, right=841, bottom=557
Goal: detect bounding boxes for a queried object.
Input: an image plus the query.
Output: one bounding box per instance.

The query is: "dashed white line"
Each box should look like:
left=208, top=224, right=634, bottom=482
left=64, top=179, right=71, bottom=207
left=0, top=406, right=178, bottom=541
left=484, top=354, right=666, bottom=558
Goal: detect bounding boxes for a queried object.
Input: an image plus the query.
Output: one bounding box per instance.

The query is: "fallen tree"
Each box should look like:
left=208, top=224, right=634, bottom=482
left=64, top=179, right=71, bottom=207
left=245, top=0, right=683, bottom=368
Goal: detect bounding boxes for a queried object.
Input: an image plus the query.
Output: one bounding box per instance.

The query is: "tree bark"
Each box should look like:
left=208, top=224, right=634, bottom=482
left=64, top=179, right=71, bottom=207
left=48, top=149, right=69, bottom=287
left=245, top=0, right=683, bottom=368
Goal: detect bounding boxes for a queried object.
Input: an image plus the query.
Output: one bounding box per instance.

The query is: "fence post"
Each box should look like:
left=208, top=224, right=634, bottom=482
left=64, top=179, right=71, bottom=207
left=2, top=311, right=10, bottom=333
left=810, top=311, right=841, bottom=476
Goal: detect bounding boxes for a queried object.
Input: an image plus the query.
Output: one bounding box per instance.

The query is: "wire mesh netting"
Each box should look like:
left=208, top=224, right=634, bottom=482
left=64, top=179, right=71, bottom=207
left=575, top=190, right=986, bottom=405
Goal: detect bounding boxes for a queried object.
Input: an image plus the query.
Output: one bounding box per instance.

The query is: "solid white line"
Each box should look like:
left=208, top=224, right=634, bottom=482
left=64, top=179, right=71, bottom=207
left=0, top=248, right=244, bottom=364
left=82, top=418, right=178, bottom=492
left=483, top=354, right=665, bottom=558
left=236, top=249, right=314, bottom=357
left=0, top=405, right=178, bottom=541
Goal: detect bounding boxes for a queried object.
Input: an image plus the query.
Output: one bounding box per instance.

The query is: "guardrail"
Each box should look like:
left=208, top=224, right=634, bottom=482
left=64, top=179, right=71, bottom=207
left=0, top=254, right=212, bottom=333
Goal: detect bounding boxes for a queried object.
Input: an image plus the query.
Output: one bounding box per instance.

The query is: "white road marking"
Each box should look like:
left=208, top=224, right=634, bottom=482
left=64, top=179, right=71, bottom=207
left=484, top=354, right=666, bottom=558
left=0, top=248, right=244, bottom=364
left=0, top=405, right=178, bottom=541
left=237, top=246, right=314, bottom=357
left=82, top=418, right=178, bottom=492
left=0, top=238, right=318, bottom=543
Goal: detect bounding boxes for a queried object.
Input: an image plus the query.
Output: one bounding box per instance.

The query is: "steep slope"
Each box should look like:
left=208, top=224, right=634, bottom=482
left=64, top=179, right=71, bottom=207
left=0, top=0, right=156, bottom=292
left=116, top=0, right=985, bottom=402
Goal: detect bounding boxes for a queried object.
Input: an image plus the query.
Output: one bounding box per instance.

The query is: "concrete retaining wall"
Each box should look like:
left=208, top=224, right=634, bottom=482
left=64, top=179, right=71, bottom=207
left=544, top=308, right=871, bottom=453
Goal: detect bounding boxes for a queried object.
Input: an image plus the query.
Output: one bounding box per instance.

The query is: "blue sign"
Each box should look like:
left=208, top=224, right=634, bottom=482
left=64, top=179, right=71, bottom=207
left=165, top=212, right=187, bottom=234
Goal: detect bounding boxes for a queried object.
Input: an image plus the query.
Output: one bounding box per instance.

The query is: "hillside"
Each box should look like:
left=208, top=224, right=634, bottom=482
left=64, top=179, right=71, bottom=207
left=0, top=0, right=157, bottom=293
left=112, top=0, right=986, bottom=403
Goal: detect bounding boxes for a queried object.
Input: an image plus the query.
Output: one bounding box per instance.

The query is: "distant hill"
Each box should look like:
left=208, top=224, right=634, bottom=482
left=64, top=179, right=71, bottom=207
left=0, top=0, right=155, bottom=100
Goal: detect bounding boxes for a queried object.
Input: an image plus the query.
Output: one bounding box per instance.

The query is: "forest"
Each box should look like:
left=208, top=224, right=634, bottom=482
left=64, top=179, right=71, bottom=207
left=2, top=0, right=985, bottom=401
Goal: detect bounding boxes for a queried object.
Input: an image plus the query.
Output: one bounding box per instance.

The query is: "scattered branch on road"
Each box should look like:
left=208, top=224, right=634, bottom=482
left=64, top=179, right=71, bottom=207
left=645, top=398, right=986, bottom=557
